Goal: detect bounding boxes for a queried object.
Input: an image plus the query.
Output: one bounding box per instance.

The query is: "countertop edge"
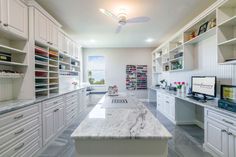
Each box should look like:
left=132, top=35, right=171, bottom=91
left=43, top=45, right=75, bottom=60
left=0, top=86, right=88, bottom=115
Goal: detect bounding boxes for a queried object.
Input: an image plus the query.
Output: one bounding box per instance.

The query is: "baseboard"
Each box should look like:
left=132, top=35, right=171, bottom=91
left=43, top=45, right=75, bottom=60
left=195, top=120, right=204, bottom=129
left=175, top=121, right=195, bottom=125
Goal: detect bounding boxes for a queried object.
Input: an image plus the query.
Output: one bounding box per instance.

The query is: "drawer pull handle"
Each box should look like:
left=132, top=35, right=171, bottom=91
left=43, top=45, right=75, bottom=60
left=222, top=119, right=234, bottom=125
left=54, top=109, right=59, bottom=112
left=3, top=23, right=8, bottom=27
left=14, top=143, right=24, bottom=151
left=228, top=132, right=233, bottom=136
left=53, top=101, right=58, bottom=104
left=166, top=101, right=169, bottom=103
left=221, top=129, right=227, bottom=133
left=14, top=115, right=24, bottom=120
left=14, top=129, right=25, bottom=135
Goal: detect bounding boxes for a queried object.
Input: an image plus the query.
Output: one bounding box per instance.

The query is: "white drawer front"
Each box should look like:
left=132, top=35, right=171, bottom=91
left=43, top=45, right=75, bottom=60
left=43, top=97, right=64, bottom=112
left=0, top=128, right=41, bottom=157
left=65, top=92, right=77, bottom=101
left=0, top=116, right=40, bottom=146
left=66, top=99, right=77, bottom=109
left=206, top=109, right=236, bottom=128
left=66, top=103, right=77, bottom=115
left=0, top=104, right=40, bottom=129
left=17, top=139, right=41, bottom=157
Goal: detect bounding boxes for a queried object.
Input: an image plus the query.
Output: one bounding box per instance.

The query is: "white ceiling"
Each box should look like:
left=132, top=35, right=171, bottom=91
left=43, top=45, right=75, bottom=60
left=36, top=0, right=216, bottom=48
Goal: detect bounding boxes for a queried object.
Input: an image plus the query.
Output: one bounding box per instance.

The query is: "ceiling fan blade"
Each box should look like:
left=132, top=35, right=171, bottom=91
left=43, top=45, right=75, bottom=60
left=127, top=17, right=150, bottom=24
left=99, top=8, right=118, bottom=21
left=116, top=25, right=122, bottom=34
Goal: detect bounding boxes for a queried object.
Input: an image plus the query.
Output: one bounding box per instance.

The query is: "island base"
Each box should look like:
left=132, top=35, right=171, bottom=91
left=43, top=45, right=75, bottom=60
left=74, top=139, right=168, bottom=157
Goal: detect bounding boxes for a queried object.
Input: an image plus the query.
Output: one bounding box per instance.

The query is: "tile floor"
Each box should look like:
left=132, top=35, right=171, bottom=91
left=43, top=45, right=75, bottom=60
left=38, top=101, right=213, bottom=157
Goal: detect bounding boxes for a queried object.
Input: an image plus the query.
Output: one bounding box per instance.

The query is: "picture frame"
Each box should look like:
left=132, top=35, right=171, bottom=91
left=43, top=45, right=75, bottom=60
left=197, top=21, right=209, bottom=36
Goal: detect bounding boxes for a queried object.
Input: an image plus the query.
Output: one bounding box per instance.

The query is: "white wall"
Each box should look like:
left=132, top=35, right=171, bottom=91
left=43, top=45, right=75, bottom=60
left=83, top=48, right=153, bottom=99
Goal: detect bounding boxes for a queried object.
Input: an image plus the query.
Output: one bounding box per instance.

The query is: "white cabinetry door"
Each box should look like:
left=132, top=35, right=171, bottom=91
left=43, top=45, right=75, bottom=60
left=52, top=24, right=58, bottom=47
left=35, top=9, right=48, bottom=44
left=205, top=119, right=228, bottom=157
left=3, top=0, right=28, bottom=39
left=229, top=128, right=236, bottom=157
left=43, top=111, right=54, bottom=145
left=54, top=106, right=64, bottom=133
left=169, top=101, right=175, bottom=121
left=69, top=41, right=74, bottom=56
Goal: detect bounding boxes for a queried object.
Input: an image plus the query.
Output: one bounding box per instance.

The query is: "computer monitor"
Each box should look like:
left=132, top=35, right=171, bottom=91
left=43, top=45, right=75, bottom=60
left=191, top=76, right=216, bottom=100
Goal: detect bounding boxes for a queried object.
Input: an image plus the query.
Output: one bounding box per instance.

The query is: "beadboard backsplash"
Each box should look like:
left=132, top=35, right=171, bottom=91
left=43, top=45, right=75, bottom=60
left=157, top=35, right=236, bottom=97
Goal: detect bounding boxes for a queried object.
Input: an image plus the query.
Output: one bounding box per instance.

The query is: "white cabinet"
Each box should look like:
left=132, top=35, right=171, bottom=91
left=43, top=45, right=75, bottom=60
left=156, top=91, right=175, bottom=122
left=35, top=9, right=48, bottom=44
left=229, top=128, right=236, bottom=157
left=35, top=9, right=59, bottom=48
left=42, top=98, right=65, bottom=145
left=43, top=111, right=54, bottom=144
left=0, top=0, right=28, bottom=39
left=0, top=103, right=41, bottom=157
left=205, top=109, right=236, bottom=157
left=205, top=119, right=228, bottom=157
left=53, top=105, right=64, bottom=133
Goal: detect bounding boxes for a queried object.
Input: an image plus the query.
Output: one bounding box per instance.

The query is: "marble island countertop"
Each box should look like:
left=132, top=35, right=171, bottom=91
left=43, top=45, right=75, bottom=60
left=0, top=85, right=88, bottom=115
left=71, top=93, right=172, bottom=140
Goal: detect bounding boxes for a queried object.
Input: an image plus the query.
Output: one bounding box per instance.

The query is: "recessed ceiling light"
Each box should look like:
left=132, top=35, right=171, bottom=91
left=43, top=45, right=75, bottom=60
left=146, top=38, right=154, bottom=43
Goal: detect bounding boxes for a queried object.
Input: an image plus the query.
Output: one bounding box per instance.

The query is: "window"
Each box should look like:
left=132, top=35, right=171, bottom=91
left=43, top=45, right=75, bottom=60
left=88, top=56, right=105, bottom=85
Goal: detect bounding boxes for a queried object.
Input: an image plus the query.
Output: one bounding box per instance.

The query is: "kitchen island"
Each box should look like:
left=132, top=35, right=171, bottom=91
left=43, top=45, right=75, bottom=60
left=71, top=93, right=172, bottom=157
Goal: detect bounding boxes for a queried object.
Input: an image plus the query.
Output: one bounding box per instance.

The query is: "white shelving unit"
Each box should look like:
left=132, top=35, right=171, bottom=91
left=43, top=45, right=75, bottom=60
left=59, top=52, right=80, bottom=77
left=217, top=0, right=236, bottom=64
left=34, top=43, right=59, bottom=98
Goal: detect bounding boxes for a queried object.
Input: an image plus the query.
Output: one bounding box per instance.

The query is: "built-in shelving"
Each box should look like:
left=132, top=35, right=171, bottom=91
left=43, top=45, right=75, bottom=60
left=217, top=0, right=236, bottom=64
left=34, top=43, right=60, bottom=98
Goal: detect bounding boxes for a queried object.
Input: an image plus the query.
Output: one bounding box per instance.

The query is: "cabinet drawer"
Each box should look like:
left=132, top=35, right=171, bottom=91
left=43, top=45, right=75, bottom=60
left=0, top=116, right=40, bottom=146
left=0, top=128, right=41, bottom=157
left=17, top=139, right=41, bottom=157
left=206, top=109, right=236, bottom=127
left=43, top=97, right=64, bottom=112
left=66, top=109, right=76, bottom=124
left=0, top=104, right=40, bottom=129
left=66, top=99, right=77, bottom=108
left=66, top=104, right=77, bottom=115
left=65, top=92, right=77, bottom=101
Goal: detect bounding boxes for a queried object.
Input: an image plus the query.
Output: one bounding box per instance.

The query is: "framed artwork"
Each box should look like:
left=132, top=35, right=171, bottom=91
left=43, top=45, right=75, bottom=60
left=198, top=21, right=209, bottom=36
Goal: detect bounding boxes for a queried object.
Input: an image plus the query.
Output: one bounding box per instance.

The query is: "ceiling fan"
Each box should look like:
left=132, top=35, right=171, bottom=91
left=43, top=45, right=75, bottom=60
left=99, top=8, right=150, bottom=33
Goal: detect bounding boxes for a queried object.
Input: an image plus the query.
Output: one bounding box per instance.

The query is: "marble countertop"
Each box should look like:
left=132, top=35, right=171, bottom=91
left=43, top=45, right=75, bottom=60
left=0, top=85, right=88, bottom=115
left=71, top=93, right=172, bottom=140
left=149, top=87, right=236, bottom=118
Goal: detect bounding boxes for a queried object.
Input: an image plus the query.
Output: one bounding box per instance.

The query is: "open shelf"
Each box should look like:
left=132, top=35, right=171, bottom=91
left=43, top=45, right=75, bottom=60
left=0, top=61, right=28, bottom=67
left=219, top=15, right=236, bottom=27
left=0, top=44, right=27, bottom=54
left=0, top=73, right=24, bottom=79
left=218, top=38, right=236, bottom=46
left=184, top=27, right=216, bottom=45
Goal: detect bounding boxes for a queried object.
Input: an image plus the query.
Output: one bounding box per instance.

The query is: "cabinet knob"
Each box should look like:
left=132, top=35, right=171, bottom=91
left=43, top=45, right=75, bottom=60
left=222, top=119, right=234, bottom=125
left=14, top=128, right=25, bottom=135
left=3, top=23, right=8, bottom=27
left=54, top=108, right=59, bottom=112
left=14, top=114, right=24, bottom=120
left=221, top=129, right=227, bottom=133
left=228, top=132, right=233, bottom=136
left=14, top=143, right=24, bottom=151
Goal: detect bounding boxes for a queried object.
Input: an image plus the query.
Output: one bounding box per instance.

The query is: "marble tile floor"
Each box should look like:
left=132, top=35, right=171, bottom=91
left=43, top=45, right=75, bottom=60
left=38, top=101, right=213, bottom=157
